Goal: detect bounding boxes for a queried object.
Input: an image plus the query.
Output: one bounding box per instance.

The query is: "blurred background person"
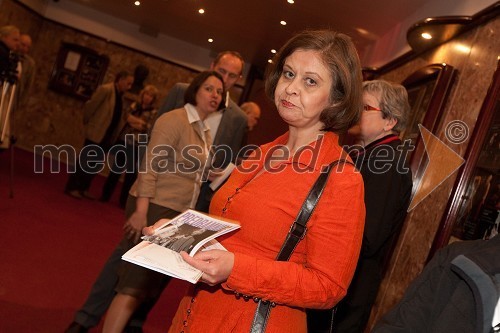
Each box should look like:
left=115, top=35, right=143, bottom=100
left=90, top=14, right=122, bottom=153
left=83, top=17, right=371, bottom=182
left=64, top=71, right=134, bottom=200
left=240, top=101, right=261, bottom=131
left=129, top=64, right=149, bottom=95
left=0, top=25, right=20, bottom=150
left=65, top=71, right=225, bottom=333
left=310, top=80, right=413, bottom=333
left=101, top=70, right=224, bottom=333
left=371, top=235, right=500, bottom=333
left=157, top=50, right=248, bottom=212
left=0, top=25, right=20, bottom=77
left=100, top=84, right=159, bottom=208
left=17, top=33, right=35, bottom=108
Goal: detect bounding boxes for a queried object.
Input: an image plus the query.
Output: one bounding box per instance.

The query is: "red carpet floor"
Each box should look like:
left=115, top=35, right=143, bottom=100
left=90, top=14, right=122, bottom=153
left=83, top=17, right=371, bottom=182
left=0, top=148, right=188, bottom=333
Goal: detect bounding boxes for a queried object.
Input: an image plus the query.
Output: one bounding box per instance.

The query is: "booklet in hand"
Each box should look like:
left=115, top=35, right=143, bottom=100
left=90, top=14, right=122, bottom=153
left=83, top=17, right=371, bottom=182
left=122, top=209, right=240, bottom=283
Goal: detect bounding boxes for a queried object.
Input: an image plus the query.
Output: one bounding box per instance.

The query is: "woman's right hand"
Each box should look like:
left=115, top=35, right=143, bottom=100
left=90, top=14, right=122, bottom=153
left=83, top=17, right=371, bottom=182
left=124, top=211, right=147, bottom=243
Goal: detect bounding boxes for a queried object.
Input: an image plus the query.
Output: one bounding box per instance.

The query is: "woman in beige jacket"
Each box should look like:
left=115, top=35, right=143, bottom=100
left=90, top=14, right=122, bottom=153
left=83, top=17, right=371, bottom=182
left=101, top=70, right=225, bottom=333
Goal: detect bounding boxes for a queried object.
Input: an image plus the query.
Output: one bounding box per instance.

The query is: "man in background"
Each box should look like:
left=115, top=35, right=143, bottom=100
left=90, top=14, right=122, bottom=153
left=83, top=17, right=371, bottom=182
left=0, top=25, right=20, bottom=150
left=65, top=53, right=246, bottom=332
left=157, top=50, right=248, bottom=212
left=17, top=33, right=35, bottom=108
left=240, top=101, right=261, bottom=131
left=64, top=71, right=134, bottom=199
left=372, top=235, right=500, bottom=333
left=0, top=25, right=20, bottom=76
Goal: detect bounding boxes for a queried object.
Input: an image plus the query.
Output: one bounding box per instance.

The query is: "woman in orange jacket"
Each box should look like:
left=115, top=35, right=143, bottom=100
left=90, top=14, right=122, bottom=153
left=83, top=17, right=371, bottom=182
left=149, top=30, right=366, bottom=333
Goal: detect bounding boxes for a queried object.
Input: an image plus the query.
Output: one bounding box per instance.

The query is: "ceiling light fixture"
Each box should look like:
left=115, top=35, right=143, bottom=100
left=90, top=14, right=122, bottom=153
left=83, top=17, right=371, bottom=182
left=421, top=32, right=432, bottom=39
left=356, top=28, right=369, bottom=35
left=198, top=9, right=205, bottom=14
left=455, top=44, right=470, bottom=54
left=134, top=1, right=140, bottom=5
left=208, top=38, right=213, bottom=43
left=287, top=0, right=295, bottom=3
left=268, top=59, right=273, bottom=63
left=280, top=21, right=287, bottom=26
left=271, top=49, right=276, bottom=54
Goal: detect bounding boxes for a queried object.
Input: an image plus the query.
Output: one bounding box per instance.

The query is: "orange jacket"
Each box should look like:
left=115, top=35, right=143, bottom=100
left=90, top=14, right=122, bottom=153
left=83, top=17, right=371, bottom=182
left=169, top=132, right=365, bottom=333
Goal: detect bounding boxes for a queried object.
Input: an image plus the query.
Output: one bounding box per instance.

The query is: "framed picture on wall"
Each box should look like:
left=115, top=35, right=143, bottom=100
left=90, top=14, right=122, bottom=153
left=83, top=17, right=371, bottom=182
left=56, top=71, right=75, bottom=87
left=49, top=42, right=109, bottom=100
left=63, top=51, right=81, bottom=71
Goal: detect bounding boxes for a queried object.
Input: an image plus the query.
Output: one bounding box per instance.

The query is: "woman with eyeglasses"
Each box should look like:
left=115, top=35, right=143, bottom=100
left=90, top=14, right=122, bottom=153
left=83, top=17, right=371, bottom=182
left=326, top=80, right=413, bottom=333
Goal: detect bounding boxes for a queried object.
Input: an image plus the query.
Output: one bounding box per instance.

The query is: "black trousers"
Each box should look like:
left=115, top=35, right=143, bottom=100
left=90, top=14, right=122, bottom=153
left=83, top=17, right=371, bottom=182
left=307, top=308, right=336, bottom=333
left=72, top=196, right=180, bottom=328
left=307, top=300, right=372, bottom=333
left=65, top=139, right=105, bottom=193
left=100, top=140, right=140, bottom=206
left=194, top=181, right=215, bottom=213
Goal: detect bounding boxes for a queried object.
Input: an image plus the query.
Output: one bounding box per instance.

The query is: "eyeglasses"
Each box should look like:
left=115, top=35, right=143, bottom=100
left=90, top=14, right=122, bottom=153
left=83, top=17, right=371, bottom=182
left=363, top=104, right=382, bottom=112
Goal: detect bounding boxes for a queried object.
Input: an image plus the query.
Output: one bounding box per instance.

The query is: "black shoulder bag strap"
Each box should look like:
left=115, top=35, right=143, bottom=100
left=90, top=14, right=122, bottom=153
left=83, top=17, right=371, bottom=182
left=249, top=159, right=352, bottom=333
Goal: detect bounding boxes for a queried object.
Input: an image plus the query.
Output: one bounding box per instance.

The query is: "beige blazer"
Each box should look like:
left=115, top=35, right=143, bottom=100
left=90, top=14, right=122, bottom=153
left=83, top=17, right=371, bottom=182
left=83, top=82, right=127, bottom=144
left=130, top=107, right=210, bottom=212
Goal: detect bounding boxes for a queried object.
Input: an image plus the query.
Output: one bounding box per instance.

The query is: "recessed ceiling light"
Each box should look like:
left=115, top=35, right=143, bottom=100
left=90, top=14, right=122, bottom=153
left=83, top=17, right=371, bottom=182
left=280, top=21, right=287, bottom=26
left=455, top=44, right=470, bottom=54
left=208, top=38, right=213, bottom=43
left=287, top=0, right=295, bottom=3
left=198, top=8, right=205, bottom=14
left=421, top=32, right=432, bottom=39
left=268, top=59, right=273, bottom=63
left=356, top=28, right=369, bottom=35
left=134, top=1, right=140, bottom=5
left=271, top=49, right=277, bottom=54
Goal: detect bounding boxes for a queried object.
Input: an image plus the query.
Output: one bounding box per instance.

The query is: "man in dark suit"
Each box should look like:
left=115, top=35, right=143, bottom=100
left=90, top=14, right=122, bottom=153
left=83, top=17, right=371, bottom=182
left=372, top=235, right=500, bottom=333
left=157, top=51, right=248, bottom=212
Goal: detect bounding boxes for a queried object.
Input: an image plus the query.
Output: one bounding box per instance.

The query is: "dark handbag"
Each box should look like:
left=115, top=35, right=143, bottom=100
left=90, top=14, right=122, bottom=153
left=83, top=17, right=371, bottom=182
left=249, top=159, right=351, bottom=333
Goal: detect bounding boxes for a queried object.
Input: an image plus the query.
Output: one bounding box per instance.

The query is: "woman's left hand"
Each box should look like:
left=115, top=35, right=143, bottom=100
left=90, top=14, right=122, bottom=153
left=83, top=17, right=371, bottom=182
left=181, top=250, right=234, bottom=286
left=142, top=218, right=171, bottom=236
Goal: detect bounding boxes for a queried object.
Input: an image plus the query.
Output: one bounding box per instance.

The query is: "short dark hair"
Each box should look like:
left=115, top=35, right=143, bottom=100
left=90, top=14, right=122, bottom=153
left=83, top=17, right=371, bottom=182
left=184, top=71, right=226, bottom=110
left=114, top=70, right=132, bottom=83
left=265, top=30, right=363, bottom=133
left=213, top=51, right=245, bottom=74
